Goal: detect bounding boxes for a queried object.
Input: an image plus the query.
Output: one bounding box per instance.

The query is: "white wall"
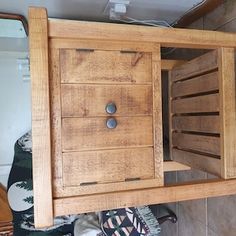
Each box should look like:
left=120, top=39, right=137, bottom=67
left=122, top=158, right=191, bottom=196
left=0, top=51, right=31, bottom=186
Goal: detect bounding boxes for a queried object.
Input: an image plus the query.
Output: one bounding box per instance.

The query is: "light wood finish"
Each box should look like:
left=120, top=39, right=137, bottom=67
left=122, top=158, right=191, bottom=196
left=170, top=50, right=218, bottom=82
left=49, top=49, right=63, bottom=187
left=168, top=72, right=174, bottom=159
left=63, top=148, right=154, bottom=186
left=29, top=7, right=53, bottom=228
left=161, top=60, right=186, bottom=70
left=172, top=132, right=220, bottom=156
left=62, top=116, right=153, bottom=151
left=50, top=38, right=157, bottom=52
left=172, top=94, right=219, bottom=114
left=61, top=84, right=152, bottom=117
left=54, top=179, right=162, bottom=197
left=163, top=161, right=191, bottom=172
left=152, top=48, right=163, bottom=182
left=172, top=148, right=221, bottom=177
left=171, top=71, right=219, bottom=98
left=172, top=115, right=220, bottom=133
left=54, top=178, right=236, bottom=216
left=0, top=184, right=12, bottom=222
left=218, top=48, right=236, bottom=178
left=60, top=49, right=152, bottom=84
left=50, top=38, right=184, bottom=72
left=48, top=19, right=236, bottom=49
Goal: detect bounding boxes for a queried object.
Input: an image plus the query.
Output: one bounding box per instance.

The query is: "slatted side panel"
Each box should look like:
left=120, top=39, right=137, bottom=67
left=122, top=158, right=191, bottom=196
left=169, top=50, right=221, bottom=177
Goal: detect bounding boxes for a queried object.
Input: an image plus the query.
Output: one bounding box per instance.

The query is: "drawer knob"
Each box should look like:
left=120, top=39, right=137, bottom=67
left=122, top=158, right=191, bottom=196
left=105, top=102, right=117, bottom=114
left=106, top=118, right=117, bottom=129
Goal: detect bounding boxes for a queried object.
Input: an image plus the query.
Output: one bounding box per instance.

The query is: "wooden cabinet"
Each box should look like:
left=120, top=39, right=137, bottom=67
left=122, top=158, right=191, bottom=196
left=29, top=7, right=236, bottom=229
left=50, top=41, right=163, bottom=195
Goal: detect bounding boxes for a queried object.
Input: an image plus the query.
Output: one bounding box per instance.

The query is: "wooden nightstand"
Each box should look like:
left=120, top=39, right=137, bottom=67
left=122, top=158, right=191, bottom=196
left=0, top=184, right=13, bottom=236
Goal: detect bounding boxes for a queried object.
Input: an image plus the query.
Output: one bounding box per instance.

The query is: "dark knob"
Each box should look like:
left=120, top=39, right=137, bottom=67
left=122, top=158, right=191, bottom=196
left=106, top=118, right=117, bottom=129
left=105, top=102, right=117, bottom=114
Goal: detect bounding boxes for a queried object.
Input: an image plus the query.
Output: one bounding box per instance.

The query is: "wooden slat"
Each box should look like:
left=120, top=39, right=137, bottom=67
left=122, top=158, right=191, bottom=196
left=172, top=94, right=219, bottom=114
left=63, top=148, right=154, bottom=187
left=172, top=115, right=220, bottom=133
left=60, top=49, right=152, bottom=84
left=172, top=132, right=220, bottom=156
left=171, top=50, right=218, bottom=82
left=168, top=72, right=174, bottom=159
left=53, top=178, right=236, bottom=216
left=163, top=161, right=191, bottom=172
left=161, top=60, right=186, bottom=71
left=152, top=48, right=163, bottom=183
left=54, top=179, right=162, bottom=197
left=50, top=38, right=157, bottom=52
left=49, top=49, right=63, bottom=192
left=61, top=84, right=152, bottom=117
left=48, top=19, right=236, bottom=49
left=172, top=148, right=221, bottom=177
left=29, top=7, right=53, bottom=228
left=218, top=48, right=236, bottom=178
left=62, top=116, right=153, bottom=151
left=171, top=71, right=219, bottom=98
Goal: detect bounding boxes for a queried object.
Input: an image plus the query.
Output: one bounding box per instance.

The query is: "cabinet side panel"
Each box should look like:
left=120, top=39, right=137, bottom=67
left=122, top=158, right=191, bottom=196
left=29, top=7, right=53, bottom=227
left=218, top=48, right=236, bottom=178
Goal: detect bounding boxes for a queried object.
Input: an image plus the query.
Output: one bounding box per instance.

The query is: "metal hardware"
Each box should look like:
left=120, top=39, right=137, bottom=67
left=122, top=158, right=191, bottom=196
left=125, top=177, right=141, bottom=182
left=120, top=50, right=137, bottom=53
left=80, top=181, right=98, bottom=186
left=76, top=48, right=94, bottom=52
left=106, top=117, right=117, bottom=129
left=105, top=102, right=117, bottom=114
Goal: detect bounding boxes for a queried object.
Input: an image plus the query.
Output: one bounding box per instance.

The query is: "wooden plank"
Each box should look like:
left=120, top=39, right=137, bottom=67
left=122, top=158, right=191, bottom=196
left=172, top=94, right=219, bottom=114
left=161, top=60, right=186, bottom=71
left=61, top=84, right=152, bottom=117
left=60, top=49, right=152, bottom=84
left=172, top=148, right=221, bottom=177
left=218, top=48, right=236, bottom=178
left=29, top=7, right=53, bottom=228
left=163, top=161, right=191, bottom=172
left=63, top=148, right=154, bottom=187
left=152, top=48, right=163, bottom=182
left=54, top=179, right=162, bottom=197
left=49, top=49, right=63, bottom=192
left=168, top=72, right=174, bottom=159
left=171, top=71, right=219, bottom=98
left=53, top=178, right=236, bottom=216
left=172, top=115, right=220, bottom=133
left=50, top=38, right=157, bottom=52
left=172, top=132, right=220, bottom=156
left=62, top=116, right=153, bottom=151
left=171, top=50, right=218, bottom=82
left=48, top=19, right=236, bottom=49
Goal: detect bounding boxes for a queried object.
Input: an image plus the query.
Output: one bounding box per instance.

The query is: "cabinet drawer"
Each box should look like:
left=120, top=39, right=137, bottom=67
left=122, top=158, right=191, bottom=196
left=62, top=116, right=153, bottom=151
left=60, top=49, right=152, bottom=84
left=62, top=148, right=154, bottom=187
left=61, top=84, right=152, bottom=117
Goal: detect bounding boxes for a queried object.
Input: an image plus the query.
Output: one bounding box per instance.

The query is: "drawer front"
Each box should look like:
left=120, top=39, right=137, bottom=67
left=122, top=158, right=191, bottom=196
left=62, top=116, right=153, bottom=151
left=60, top=49, right=152, bottom=84
left=63, top=148, right=154, bottom=187
left=61, top=84, right=152, bottom=117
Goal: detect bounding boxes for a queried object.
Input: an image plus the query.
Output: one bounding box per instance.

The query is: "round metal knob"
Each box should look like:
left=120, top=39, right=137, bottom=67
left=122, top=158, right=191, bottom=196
left=105, top=102, right=117, bottom=114
left=106, top=118, right=117, bottom=129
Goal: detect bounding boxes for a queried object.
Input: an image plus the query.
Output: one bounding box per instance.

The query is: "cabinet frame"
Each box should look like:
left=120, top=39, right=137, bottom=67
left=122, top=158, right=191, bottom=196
left=29, top=7, right=236, bottom=228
